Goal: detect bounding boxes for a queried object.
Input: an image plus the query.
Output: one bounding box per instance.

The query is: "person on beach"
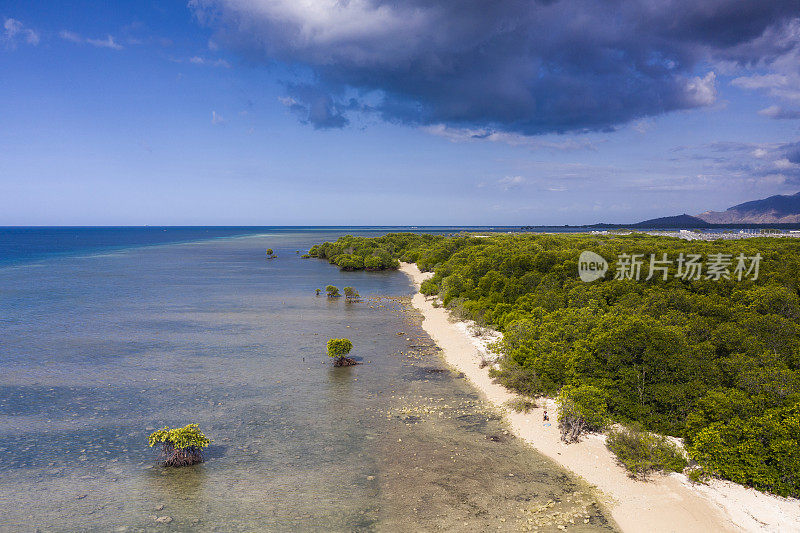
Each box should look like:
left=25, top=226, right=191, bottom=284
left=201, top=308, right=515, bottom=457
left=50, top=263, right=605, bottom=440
left=543, top=410, right=549, bottom=422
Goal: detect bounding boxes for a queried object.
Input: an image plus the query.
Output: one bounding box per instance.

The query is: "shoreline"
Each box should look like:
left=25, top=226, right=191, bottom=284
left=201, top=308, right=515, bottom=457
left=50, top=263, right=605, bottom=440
left=399, top=261, right=799, bottom=533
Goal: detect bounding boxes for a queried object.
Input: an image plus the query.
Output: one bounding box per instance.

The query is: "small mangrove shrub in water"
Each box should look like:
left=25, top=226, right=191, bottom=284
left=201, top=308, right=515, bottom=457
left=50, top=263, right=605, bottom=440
left=606, top=425, right=688, bottom=479
left=327, top=338, right=357, bottom=367
left=148, top=424, right=210, bottom=467
left=343, top=286, right=360, bottom=301
left=326, top=285, right=340, bottom=298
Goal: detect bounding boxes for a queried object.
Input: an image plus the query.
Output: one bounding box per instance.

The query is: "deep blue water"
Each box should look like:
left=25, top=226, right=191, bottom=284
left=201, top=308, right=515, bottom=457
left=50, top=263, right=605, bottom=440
left=0, top=226, right=528, bottom=266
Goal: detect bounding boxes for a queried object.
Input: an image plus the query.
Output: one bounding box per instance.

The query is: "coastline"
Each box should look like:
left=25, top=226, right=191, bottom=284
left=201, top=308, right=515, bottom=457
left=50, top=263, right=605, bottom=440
left=399, top=262, right=799, bottom=533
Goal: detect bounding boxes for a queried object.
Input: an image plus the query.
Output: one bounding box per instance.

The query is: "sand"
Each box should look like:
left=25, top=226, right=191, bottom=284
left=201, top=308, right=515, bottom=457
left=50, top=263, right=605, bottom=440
left=400, top=262, right=800, bottom=533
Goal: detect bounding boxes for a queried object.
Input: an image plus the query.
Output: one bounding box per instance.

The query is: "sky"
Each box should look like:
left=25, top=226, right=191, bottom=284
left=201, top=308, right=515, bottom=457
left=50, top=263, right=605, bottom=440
left=1, top=0, right=799, bottom=226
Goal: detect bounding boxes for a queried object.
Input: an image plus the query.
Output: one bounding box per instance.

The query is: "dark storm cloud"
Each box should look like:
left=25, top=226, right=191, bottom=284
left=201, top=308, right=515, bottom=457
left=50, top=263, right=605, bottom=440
left=190, top=0, right=800, bottom=133
left=786, top=142, right=800, bottom=165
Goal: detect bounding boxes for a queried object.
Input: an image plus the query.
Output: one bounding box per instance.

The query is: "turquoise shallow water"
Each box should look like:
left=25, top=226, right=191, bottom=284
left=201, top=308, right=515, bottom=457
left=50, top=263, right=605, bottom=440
left=0, top=230, right=615, bottom=532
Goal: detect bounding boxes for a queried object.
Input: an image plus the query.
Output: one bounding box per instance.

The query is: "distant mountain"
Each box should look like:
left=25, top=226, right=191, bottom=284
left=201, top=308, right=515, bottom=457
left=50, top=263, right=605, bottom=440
left=697, top=192, right=800, bottom=224
left=633, top=214, right=711, bottom=228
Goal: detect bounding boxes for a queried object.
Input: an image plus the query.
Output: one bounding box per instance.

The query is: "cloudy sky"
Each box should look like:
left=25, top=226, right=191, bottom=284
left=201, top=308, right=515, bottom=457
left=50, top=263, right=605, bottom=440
left=1, top=1, right=799, bottom=225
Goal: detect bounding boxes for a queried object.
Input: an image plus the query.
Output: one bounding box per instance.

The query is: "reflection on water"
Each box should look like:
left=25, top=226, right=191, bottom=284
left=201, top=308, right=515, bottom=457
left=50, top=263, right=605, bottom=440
left=0, top=232, right=615, bottom=531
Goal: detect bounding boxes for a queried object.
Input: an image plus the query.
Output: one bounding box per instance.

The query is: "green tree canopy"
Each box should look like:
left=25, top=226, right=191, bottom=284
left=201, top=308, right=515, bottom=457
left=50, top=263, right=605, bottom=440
left=309, top=231, right=800, bottom=496
left=327, top=338, right=353, bottom=359
left=326, top=285, right=340, bottom=297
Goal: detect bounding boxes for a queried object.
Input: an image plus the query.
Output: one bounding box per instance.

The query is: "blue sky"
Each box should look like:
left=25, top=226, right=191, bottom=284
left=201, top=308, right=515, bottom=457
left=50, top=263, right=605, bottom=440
left=1, top=1, right=799, bottom=225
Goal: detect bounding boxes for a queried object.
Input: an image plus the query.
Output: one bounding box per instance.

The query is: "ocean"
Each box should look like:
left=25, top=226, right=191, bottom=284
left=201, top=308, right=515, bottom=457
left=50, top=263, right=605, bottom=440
left=0, top=228, right=613, bottom=531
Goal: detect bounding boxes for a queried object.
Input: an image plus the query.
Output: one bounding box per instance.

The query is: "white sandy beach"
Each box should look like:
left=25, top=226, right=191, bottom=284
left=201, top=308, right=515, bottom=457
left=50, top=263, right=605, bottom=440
left=400, top=262, right=800, bottom=533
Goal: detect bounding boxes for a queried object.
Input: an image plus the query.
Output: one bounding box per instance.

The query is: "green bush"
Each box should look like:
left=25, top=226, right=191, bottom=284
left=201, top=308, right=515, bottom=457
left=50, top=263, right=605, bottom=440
left=489, top=360, right=543, bottom=397
left=556, top=385, right=608, bottom=443
left=607, top=425, right=688, bottom=479
left=343, top=286, right=360, bottom=301
left=420, top=279, right=439, bottom=296
left=326, top=285, right=340, bottom=297
left=327, top=338, right=353, bottom=360
left=148, top=424, right=210, bottom=467
left=687, top=401, right=800, bottom=497
left=149, top=424, right=210, bottom=449
left=336, top=254, right=364, bottom=271
left=686, top=467, right=707, bottom=484
left=505, top=397, right=537, bottom=413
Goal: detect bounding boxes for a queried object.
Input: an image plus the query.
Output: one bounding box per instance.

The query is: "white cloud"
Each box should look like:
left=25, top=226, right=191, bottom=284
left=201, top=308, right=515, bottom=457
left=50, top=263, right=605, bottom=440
left=59, top=30, right=82, bottom=43
left=670, top=140, right=800, bottom=191
left=211, top=111, right=225, bottom=125
left=187, top=56, right=231, bottom=68
left=758, top=105, right=800, bottom=119
left=497, top=176, right=525, bottom=190
left=682, top=72, right=717, bottom=107
left=3, top=18, right=39, bottom=48
left=60, top=30, right=123, bottom=50
left=729, top=19, right=800, bottom=103
left=192, top=0, right=425, bottom=53
left=86, top=35, right=123, bottom=50
left=631, top=119, right=655, bottom=134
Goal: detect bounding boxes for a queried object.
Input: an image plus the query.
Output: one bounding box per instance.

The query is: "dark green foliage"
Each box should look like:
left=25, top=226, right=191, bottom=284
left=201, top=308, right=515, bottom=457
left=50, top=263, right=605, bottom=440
left=607, top=425, right=688, bottom=479
left=310, top=232, right=800, bottom=495
left=307, top=233, right=434, bottom=271
left=335, top=254, right=364, bottom=271
left=488, top=358, right=543, bottom=397
left=687, top=400, right=800, bottom=496
left=420, top=279, right=439, bottom=295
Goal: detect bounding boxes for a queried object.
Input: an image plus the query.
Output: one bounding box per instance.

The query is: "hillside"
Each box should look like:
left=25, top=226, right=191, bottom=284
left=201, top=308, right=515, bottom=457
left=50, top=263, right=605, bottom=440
left=632, top=214, right=711, bottom=228
left=697, top=192, right=800, bottom=224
